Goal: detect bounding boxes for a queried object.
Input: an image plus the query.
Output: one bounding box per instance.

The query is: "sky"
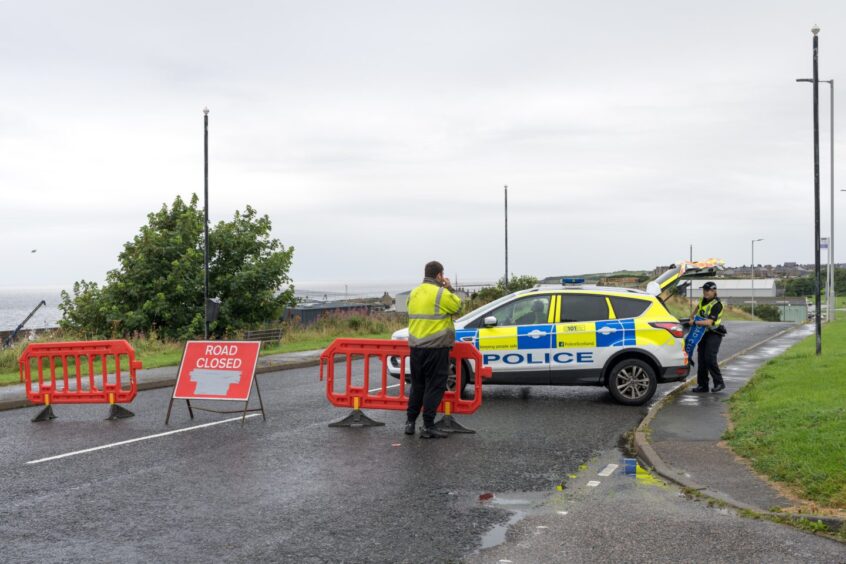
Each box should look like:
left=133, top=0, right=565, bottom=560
left=1, top=0, right=845, bottom=291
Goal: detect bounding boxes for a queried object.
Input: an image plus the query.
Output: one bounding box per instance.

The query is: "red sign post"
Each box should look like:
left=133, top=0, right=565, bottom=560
left=165, top=341, right=264, bottom=424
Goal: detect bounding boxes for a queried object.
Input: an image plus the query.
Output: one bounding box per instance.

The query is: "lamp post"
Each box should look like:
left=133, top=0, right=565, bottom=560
left=689, top=244, right=694, bottom=311
left=203, top=107, right=210, bottom=340
left=810, top=26, right=822, bottom=354
left=751, top=238, right=763, bottom=317
left=796, top=76, right=834, bottom=321
left=504, top=185, right=509, bottom=288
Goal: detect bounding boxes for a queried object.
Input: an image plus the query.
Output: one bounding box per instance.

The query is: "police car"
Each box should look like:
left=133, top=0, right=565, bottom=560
left=390, top=263, right=721, bottom=406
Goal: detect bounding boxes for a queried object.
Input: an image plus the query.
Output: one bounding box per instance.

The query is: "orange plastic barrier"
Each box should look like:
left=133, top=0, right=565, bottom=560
left=319, top=339, right=492, bottom=431
left=19, top=340, right=142, bottom=422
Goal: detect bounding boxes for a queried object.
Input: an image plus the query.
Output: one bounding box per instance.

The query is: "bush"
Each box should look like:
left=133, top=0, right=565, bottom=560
left=738, top=304, right=781, bottom=322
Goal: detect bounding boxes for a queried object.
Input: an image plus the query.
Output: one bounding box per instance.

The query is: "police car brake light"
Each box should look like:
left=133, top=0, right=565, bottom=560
left=561, top=278, right=585, bottom=285
left=649, top=322, right=684, bottom=338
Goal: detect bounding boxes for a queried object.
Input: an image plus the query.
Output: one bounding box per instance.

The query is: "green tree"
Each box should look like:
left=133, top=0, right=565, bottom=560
left=59, top=194, right=294, bottom=339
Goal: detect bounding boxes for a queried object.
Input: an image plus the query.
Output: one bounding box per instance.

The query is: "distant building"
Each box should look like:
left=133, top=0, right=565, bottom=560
left=395, top=290, right=411, bottom=313
left=689, top=279, right=777, bottom=299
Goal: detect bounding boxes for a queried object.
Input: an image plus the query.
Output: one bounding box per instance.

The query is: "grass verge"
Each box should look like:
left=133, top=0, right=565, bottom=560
left=0, top=312, right=406, bottom=387
left=663, top=295, right=760, bottom=321
left=725, top=318, right=846, bottom=510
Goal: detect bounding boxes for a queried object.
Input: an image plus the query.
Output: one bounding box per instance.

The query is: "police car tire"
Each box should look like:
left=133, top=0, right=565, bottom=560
left=606, top=359, right=657, bottom=406
left=447, top=360, right=473, bottom=399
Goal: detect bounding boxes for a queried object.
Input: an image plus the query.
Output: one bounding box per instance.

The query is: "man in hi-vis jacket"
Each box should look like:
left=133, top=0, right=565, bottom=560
left=405, top=261, right=462, bottom=438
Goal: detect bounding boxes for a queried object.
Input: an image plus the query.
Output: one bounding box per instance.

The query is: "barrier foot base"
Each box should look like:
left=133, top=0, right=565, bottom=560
left=106, top=404, right=135, bottom=420
left=32, top=405, right=57, bottom=423
left=434, top=415, right=475, bottom=434
left=328, top=408, right=385, bottom=428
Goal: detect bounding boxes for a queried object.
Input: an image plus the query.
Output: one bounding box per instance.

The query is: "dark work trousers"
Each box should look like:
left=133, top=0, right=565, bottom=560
left=697, top=332, right=724, bottom=390
left=407, top=347, right=450, bottom=427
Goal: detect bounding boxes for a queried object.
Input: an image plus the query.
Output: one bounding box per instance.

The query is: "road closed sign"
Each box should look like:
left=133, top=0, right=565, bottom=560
left=173, top=341, right=261, bottom=401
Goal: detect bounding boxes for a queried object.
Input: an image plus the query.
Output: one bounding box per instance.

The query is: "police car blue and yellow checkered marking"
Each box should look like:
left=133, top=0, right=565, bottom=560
left=553, top=322, right=596, bottom=348
left=595, top=319, right=636, bottom=347
left=517, top=324, right=553, bottom=349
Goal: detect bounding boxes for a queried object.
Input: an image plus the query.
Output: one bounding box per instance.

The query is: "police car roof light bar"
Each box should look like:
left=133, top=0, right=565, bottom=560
left=561, top=278, right=585, bottom=285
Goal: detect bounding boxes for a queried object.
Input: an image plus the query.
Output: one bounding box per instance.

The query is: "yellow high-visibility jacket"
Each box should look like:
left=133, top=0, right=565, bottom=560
left=407, top=278, right=462, bottom=348
left=697, top=298, right=724, bottom=331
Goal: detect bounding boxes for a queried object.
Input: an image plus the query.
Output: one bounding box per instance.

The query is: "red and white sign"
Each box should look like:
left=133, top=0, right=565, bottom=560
left=173, top=341, right=261, bottom=401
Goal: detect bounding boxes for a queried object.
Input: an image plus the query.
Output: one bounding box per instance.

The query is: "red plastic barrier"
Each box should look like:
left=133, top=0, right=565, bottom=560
left=19, top=340, right=142, bottom=421
left=319, top=339, right=492, bottom=418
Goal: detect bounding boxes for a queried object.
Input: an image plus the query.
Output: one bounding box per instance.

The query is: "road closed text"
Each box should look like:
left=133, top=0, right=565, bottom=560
left=195, top=344, right=243, bottom=369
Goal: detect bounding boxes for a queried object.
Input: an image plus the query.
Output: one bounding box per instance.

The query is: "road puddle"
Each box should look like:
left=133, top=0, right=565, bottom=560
left=478, top=492, right=548, bottom=550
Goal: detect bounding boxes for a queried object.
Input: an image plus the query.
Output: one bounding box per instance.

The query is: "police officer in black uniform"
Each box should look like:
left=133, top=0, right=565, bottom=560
left=690, top=281, right=727, bottom=393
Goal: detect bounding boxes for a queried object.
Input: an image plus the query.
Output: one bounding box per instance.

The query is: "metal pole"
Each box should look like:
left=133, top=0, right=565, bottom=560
left=829, top=80, right=835, bottom=321
left=751, top=240, right=756, bottom=317
left=812, top=27, right=822, bottom=355
left=689, top=244, right=693, bottom=311
left=504, top=185, right=509, bottom=288
left=203, top=107, right=210, bottom=340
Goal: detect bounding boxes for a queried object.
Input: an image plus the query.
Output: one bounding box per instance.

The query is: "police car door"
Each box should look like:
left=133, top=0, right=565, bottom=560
left=476, top=295, right=553, bottom=384
left=550, top=293, right=611, bottom=384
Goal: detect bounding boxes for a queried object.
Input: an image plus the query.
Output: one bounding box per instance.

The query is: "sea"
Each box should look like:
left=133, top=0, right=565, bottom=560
left=0, top=288, right=65, bottom=332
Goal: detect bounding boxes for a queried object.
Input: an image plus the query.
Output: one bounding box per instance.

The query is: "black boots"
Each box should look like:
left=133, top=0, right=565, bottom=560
left=419, top=426, right=448, bottom=439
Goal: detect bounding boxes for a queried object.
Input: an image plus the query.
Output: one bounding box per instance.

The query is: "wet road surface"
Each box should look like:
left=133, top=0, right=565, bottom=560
left=2, top=321, right=840, bottom=562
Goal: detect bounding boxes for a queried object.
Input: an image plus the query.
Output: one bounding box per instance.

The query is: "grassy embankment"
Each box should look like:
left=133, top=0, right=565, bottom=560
left=662, top=295, right=759, bottom=322
left=0, top=313, right=407, bottom=387
left=725, top=318, right=846, bottom=512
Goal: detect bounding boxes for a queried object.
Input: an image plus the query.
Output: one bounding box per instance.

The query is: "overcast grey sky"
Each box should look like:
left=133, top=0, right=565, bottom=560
left=1, top=1, right=844, bottom=289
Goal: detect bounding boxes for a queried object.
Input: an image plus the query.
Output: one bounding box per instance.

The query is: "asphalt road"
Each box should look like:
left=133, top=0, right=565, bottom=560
left=1, top=321, right=842, bottom=563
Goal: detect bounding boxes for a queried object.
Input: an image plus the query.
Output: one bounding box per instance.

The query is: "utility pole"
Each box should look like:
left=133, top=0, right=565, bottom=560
left=812, top=26, right=822, bottom=355
left=751, top=238, right=763, bottom=317
left=203, top=107, right=210, bottom=340
left=689, top=244, right=693, bottom=311
left=504, top=185, right=509, bottom=288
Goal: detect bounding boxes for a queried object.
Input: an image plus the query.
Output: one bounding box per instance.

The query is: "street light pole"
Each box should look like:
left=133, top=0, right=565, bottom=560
left=751, top=238, right=763, bottom=317
left=812, top=26, right=822, bottom=355
left=689, top=244, right=693, bottom=311
left=504, top=185, right=509, bottom=288
left=796, top=77, right=834, bottom=322
left=203, top=107, right=210, bottom=340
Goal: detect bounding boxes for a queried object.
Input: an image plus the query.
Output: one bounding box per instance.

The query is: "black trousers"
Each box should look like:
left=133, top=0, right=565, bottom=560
left=407, top=347, right=450, bottom=427
left=697, top=332, right=724, bottom=390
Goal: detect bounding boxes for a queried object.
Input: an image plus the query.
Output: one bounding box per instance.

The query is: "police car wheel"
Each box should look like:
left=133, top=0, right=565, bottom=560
left=447, top=360, right=473, bottom=398
left=607, top=359, right=657, bottom=406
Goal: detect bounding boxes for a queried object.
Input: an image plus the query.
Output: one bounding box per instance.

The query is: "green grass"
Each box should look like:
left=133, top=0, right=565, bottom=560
left=725, top=318, right=846, bottom=509
left=1, top=312, right=406, bottom=387
left=663, top=295, right=759, bottom=322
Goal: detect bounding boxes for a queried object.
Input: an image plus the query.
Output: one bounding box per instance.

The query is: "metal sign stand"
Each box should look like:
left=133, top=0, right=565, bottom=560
left=165, top=375, right=266, bottom=425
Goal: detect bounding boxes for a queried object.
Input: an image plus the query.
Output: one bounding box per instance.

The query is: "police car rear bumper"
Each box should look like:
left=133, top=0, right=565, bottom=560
left=659, top=365, right=690, bottom=382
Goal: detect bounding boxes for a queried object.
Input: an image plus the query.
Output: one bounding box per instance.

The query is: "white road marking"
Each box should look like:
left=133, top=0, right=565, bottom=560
left=368, top=383, right=401, bottom=393
left=586, top=480, right=601, bottom=487
left=26, top=414, right=261, bottom=465
left=557, top=511, right=568, bottom=515
left=597, top=463, right=618, bottom=477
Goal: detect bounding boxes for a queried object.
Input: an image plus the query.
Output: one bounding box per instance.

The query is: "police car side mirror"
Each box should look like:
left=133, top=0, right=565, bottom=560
left=483, top=316, right=498, bottom=327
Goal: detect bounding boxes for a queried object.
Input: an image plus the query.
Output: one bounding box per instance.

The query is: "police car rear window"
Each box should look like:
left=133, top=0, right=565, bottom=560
left=609, top=297, right=650, bottom=319
left=560, top=295, right=609, bottom=322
